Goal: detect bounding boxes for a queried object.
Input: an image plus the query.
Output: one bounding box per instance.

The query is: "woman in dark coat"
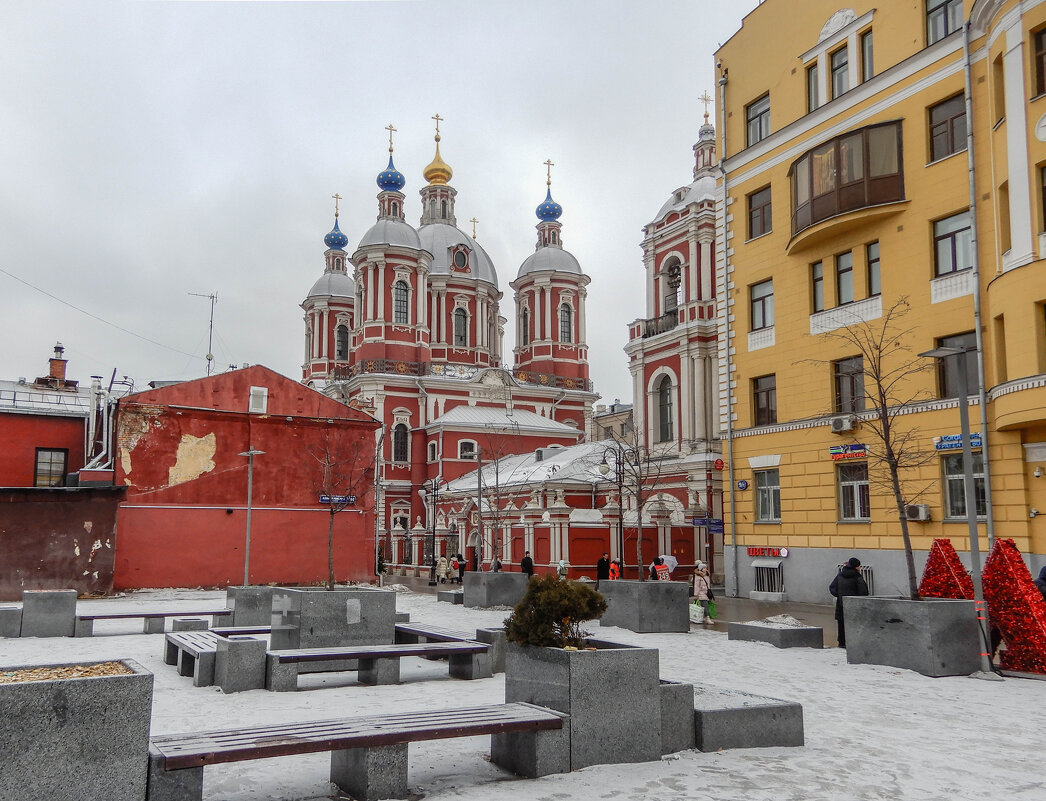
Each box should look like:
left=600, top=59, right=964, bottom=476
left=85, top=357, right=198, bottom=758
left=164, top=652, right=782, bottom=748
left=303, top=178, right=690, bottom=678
left=829, top=557, right=869, bottom=648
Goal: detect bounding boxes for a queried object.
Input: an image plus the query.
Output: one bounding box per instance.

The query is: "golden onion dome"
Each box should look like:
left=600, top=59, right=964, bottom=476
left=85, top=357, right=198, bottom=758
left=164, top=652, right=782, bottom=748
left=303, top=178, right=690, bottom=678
left=423, top=134, right=453, bottom=186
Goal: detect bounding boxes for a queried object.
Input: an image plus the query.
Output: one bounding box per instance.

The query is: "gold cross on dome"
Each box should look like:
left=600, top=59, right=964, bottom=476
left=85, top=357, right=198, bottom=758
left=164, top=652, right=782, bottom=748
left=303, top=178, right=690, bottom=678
left=699, top=90, right=713, bottom=122
left=385, top=123, right=397, bottom=152
left=332, top=193, right=342, bottom=217
left=432, top=113, right=443, bottom=137
left=470, top=217, right=479, bottom=239
left=544, top=158, right=554, bottom=186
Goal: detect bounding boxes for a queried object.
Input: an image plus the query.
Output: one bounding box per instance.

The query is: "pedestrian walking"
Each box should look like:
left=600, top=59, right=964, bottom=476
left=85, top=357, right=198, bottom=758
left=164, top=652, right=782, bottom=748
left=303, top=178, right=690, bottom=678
left=557, top=559, right=569, bottom=579
left=829, top=557, right=869, bottom=648
left=520, top=550, right=534, bottom=578
left=455, top=553, right=466, bottom=584
left=609, top=558, right=621, bottom=580
left=436, top=554, right=449, bottom=583
left=596, top=552, right=610, bottom=588
left=692, top=562, right=713, bottom=624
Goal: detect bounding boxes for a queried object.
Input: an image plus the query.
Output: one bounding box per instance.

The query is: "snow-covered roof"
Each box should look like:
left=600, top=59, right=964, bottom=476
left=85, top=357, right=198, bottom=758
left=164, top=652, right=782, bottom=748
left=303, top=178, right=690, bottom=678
left=0, top=380, right=92, bottom=417
left=653, top=174, right=717, bottom=221
left=445, top=439, right=617, bottom=493
left=427, top=405, right=578, bottom=435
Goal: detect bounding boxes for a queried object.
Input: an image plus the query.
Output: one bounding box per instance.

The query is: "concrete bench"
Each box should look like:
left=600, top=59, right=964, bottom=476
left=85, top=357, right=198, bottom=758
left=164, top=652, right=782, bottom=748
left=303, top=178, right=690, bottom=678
left=394, top=621, right=473, bottom=644
left=163, top=631, right=221, bottom=687
left=266, top=641, right=492, bottom=690
left=727, top=621, right=824, bottom=649
left=692, top=685, right=804, bottom=751
left=210, top=624, right=273, bottom=637
left=75, top=609, right=231, bottom=637
left=147, top=702, right=569, bottom=801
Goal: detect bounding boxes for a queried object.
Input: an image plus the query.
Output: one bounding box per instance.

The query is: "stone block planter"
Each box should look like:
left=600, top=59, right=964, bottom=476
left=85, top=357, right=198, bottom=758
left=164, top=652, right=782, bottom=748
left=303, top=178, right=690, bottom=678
left=844, top=596, right=981, bottom=677
left=0, top=605, right=22, bottom=637
left=728, top=622, right=824, bottom=649
left=463, top=571, right=529, bottom=608
left=504, top=640, right=662, bottom=769
left=693, top=685, right=804, bottom=751
left=226, top=585, right=277, bottom=626
left=659, top=680, right=696, bottom=754
left=0, top=658, right=153, bottom=801
left=598, top=579, right=690, bottom=633
left=437, top=589, right=463, bottom=604
left=20, top=589, right=77, bottom=637
left=270, top=587, right=396, bottom=673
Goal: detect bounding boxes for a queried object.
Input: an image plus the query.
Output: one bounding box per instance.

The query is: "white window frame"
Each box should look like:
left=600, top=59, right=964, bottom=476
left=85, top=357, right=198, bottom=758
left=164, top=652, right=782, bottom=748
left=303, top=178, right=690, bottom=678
left=838, top=462, right=870, bottom=521
left=754, top=469, right=781, bottom=522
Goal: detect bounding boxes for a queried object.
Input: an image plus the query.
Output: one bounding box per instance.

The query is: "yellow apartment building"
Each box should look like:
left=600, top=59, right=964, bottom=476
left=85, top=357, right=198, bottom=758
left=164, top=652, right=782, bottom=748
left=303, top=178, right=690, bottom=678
left=714, top=0, right=1046, bottom=602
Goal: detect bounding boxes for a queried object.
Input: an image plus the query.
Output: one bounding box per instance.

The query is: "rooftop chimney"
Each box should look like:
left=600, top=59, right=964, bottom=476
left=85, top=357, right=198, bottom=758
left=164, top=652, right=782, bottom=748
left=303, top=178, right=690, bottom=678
left=49, top=342, right=67, bottom=382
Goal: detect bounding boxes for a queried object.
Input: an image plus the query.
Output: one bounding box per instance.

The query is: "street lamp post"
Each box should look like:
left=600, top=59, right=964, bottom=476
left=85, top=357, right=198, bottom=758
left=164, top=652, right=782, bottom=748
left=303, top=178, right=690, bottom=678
left=919, top=346, right=992, bottom=675
left=598, top=445, right=630, bottom=568
left=238, top=449, right=265, bottom=586
left=427, top=477, right=443, bottom=586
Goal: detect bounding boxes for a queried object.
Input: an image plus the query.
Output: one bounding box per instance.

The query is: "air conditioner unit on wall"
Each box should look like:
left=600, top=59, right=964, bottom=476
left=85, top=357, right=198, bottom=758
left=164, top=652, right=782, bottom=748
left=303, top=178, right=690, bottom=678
left=829, top=414, right=855, bottom=434
left=905, top=504, right=931, bottom=522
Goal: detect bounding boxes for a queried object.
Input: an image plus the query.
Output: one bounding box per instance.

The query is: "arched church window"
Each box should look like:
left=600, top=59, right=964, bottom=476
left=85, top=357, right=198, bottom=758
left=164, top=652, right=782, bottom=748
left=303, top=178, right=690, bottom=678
left=657, top=376, right=674, bottom=443
left=390, top=201, right=399, bottom=217
left=393, top=281, right=409, bottom=324
left=664, top=263, right=682, bottom=314
left=521, top=307, right=530, bottom=346
left=453, top=250, right=467, bottom=270
left=335, top=324, right=349, bottom=361
left=453, top=308, right=468, bottom=346
left=334, top=257, right=342, bottom=271
left=441, top=200, right=448, bottom=219
left=559, top=304, right=573, bottom=343
left=393, top=423, right=408, bottom=462
left=551, top=230, right=558, bottom=244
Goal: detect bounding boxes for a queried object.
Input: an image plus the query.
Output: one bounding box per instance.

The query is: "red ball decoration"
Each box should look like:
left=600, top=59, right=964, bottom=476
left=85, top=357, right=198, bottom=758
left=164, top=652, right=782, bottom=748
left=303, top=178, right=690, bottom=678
left=982, top=538, right=1046, bottom=675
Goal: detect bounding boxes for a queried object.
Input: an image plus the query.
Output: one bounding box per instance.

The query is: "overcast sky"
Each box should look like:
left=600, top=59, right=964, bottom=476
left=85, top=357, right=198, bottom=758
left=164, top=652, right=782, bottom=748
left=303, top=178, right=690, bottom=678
left=0, top=0, right=758, bottom=405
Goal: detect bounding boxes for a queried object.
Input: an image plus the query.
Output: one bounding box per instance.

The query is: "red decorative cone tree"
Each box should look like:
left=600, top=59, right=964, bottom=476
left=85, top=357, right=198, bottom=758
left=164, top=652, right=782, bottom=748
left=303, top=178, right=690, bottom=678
left=982, top=539, right=1046, bottom=674
left=918, top=539, right=974, bottom=600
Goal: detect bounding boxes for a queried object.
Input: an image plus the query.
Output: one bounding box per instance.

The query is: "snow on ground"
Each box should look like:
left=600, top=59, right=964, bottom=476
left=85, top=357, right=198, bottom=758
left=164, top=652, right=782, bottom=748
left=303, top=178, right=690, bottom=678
left=4, top=587, right=1045, bottom=801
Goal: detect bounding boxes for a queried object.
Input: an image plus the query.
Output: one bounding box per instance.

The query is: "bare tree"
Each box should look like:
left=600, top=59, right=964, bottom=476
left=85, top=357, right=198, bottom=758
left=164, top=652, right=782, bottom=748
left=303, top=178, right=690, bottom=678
left=474, top=421, right=537, bottom=567
left=309, top=426, right=374, bottom=590
left=808, top=297, right=936, bottom=599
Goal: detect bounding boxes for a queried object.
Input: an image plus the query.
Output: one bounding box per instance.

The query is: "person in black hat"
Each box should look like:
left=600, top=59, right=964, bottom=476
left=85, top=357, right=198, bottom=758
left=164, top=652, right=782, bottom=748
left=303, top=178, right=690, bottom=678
left=829, top=557, right=869, bottom=647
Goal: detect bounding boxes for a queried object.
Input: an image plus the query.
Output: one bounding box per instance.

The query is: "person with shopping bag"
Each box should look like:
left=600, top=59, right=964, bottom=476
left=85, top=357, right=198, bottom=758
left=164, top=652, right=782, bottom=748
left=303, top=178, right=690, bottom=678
left=692, top=562, right=714, bottom=624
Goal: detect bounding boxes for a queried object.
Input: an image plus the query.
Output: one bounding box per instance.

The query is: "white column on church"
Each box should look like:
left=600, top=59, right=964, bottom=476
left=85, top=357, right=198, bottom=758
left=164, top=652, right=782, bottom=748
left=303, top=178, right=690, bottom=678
left=377, top=263, right=386, bottom=320
left=645, top=250, right=656, bottom=318
left=679, top=348, right=691, bottom=443
left=694, top=354, right=708, bottom=441
left=578, top=287, right=587, bottom=344
left=699, top=239, right=713, bottom=301
left=689, top=230, right=700, bottom=301
left=417, top=273, right=426, bottom=328
left=439, top=292, right=447, bottom=343
left=478, top=296, right=486, bottom=348
left=368, top=264, right=377, bottom=321
left=320, top=310, right=328, bottom=358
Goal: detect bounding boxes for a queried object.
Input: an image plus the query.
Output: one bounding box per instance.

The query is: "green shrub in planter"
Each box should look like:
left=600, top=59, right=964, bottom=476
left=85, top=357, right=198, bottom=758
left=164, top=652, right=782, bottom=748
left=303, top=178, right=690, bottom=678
left=504, top=574, right=607, bottom=648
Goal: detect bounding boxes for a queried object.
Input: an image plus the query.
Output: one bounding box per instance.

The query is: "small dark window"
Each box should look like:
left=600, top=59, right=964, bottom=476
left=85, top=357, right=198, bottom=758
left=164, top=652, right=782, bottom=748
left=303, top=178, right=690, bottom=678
left=34, top=448, right=67, bottom=487
left=453, top=308, right=467, bottom=346
left=521, top=307, right=530, bottom=346
left=459, top=441, right=476, bottom=459
left=559, top=304, right=573, bottom=343
left=441, top=200, right=448, bottom=219
left=748, top=187, right=772, bottom=238
left=861, top=30, right=874, bottom=82
left=836, top=251, right=854, bottom=305
left=867, top=241, right=881, bottom=296
left=392, top=424, right=408, bottom=462
left=812, top=261, right=825, bottom=312
left=1036, top=29, right=1046, bottom=96
left=453, top=250, right=468, bottom=269
left=933, top=211, right=972, bottom=276
left=750, top=279, right=774, bottom=331
left=936, top=332, right=978, bottom=398
left=393, top=281, right=409, bottom=324
left=929, top=94, right=967, bottom=162
left=834, top=356, right=865, bottom=414
left=657, top=376, right=674, bottom=442
left=335, top=324, right=349, bottom=360
left=746, top=94, right=771, bottom=146
left=390, top=201, right=399, bottom=217
left=807, top=63, right=820, bottom=113
left=831, top=47, right=849, bottom=99
left=927, top=0, right=963, bottom=45
left=753, top=375, right=777, bottom=426
left=663, top=264, right=682, bottom=312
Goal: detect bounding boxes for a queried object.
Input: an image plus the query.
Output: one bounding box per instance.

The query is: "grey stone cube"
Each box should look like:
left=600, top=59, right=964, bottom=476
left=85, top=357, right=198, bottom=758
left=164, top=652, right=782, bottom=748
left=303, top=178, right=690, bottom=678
left=448, top=650, right=492, bottom=680
left=728, top=622, right=824, bottom=648
left=265, top=654, right=299, bottom=692
left=0, top=658, right=153, bottom=801
left=463, top=572, right=529, bottom=608
left=358, top=656, right=401, bottom=685
left=143, top=617, right=165, bottom=634
left=226, top=585, right=276, bottom=626
left=171, top=617, right=209, bottom=632
left=20, top=589, right=77, bottom=637
left=599, top=580, right=690, bottom=633
left=147, top=744, right=203, bottom=801
left=395, top=611, right=411, bottom=622
left=504, top=641, right=662, bottom=770
left=330, top=743, right=408, bottom=801
left=474, top=627, right=506, bottom=673
left=0, top=607, right=23, bottom=638
left=437, top=589, right=463, bottom=604
left=214, top=635, right=267, bottom=693
left=73, top=616, right=94, bottom=637
left=659, top=680, right=696, bottom=754
left=491, top=713, right=571, bottom=778
left=693, top=685, right=804, bottom=751
left=844, top=596, right=981, bottom=677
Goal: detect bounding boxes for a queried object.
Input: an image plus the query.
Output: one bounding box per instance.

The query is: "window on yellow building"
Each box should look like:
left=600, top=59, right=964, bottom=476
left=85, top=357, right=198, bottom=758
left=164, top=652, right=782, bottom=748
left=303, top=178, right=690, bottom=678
left=929, top=94, right=967, bottom=162
left=755, top=469, right=781, bottom=522
left=834, top=356, right=865, bottom=414
left=927, top=0, right=962, bottom=45
left=748, top=187, right=772, bottom=239
left=867, top=242, right=881, bottom=296
left=753, top=375, right=777, bottom=426
left=746, top=93, right=771, bottom=147
left=750, top=279, right=774, bottom=331
left=942, top=452, right=986, bottom=518
left=992, top=54, right=1006, bottom=125
left=1035, top=29, right=1046, bottom=96
left=807, top=63, right=820, bottom=113
left=838, top=463, right=870, bottom=521
left=831, top=47, right=849, bottom=99
left=935, top=332, right=977, bottom=398
left=861, top=30, right=874, bottom=82
left=836, top=251, right=854, bottom=305
left=812, top=261, right=825, bottom=312
left=933, top=211, right=972, bottom=275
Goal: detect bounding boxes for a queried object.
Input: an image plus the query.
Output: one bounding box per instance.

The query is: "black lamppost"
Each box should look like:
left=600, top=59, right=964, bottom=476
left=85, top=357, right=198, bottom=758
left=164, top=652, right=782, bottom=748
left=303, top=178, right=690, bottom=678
left=598, top=444, right=637, bottom=570
left=427, top=477, right=444, bottom=586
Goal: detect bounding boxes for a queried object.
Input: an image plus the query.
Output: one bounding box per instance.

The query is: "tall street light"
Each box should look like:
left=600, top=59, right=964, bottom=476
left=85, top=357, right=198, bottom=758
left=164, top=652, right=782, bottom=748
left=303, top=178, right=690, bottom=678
left=238, top=449, right=265, bottom=586
left=427, top=477, right=444, bottom=586
left=919, top=346, right=992, bottom=675
left=599, top=444, right=636, bottom=568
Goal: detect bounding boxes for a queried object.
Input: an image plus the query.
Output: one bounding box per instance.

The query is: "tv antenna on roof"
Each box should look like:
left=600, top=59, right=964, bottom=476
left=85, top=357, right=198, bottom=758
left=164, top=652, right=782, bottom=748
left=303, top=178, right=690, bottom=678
left=189, top=291, right=218, bottom=375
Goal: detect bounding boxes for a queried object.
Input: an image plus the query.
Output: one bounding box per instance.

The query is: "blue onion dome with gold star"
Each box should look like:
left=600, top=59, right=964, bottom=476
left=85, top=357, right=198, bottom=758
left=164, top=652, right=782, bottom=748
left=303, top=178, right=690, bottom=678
left=324, top=217, right=349, bottom=251
left=377, top=155, right=406, bottom=192
left=535, top=188, right=563, bottom=221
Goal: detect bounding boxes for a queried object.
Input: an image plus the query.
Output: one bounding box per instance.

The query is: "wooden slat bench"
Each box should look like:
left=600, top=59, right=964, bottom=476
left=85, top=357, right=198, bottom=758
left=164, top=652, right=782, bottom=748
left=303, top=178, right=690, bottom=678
left=163, top=631, right=222, bottom=687
left=394, top=621, right=473, bottom=644
left=210, top=624, right=274, bottom=637
left=266, top=641, right=491, bottom=690
left=146, top=702, right=569, bottom=801
left=74, top=608, right=231, bottom=637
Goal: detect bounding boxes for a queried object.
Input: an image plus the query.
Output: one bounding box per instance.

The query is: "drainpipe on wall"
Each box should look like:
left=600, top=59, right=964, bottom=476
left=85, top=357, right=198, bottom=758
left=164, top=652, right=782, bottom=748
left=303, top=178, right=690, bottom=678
left=718, top=65, right=740, bottom=597
left=373, top=424, right=387, bottom=578
left=963, top=22, right=995, bottom=549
